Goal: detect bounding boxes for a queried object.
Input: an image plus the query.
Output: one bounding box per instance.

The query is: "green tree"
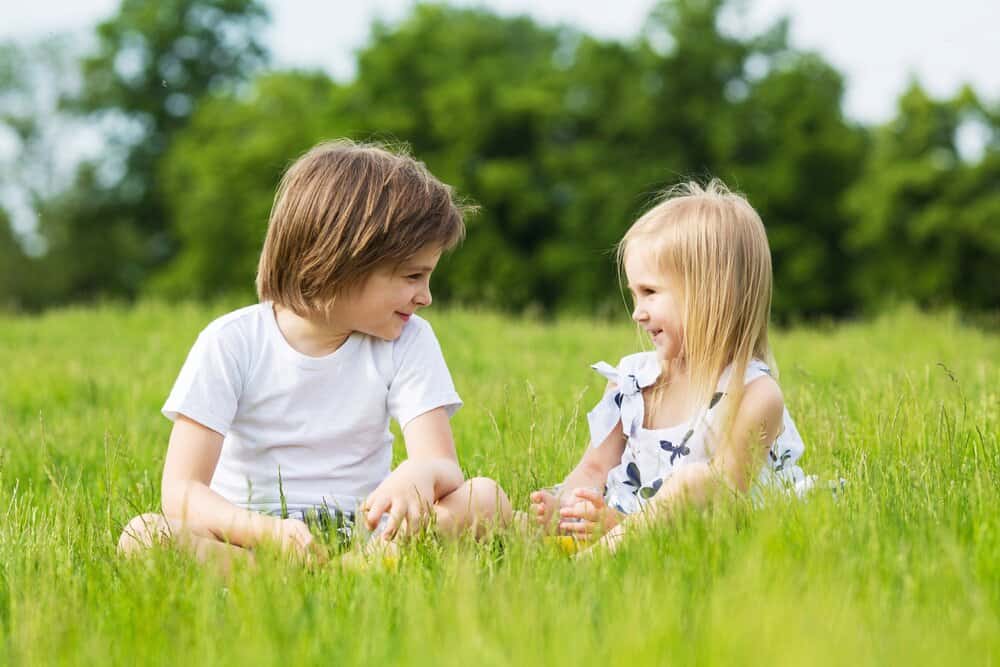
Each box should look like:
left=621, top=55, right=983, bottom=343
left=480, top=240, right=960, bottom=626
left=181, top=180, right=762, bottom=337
left=0, top=209, right=29, bottom=309
left=346, top=5, right=570, bottom=310
left=36, top=0, right=268, bottom=303
left=157, top=0, right=999, bottom=319
left=154, top=71, right=345, bottom=299
left=845, top=84, right=1000, bottom=311
left=715, top=52, right=868, bottom=318
left=156, top=0, right=876, bottom=317
left=0, top=37, right=83, bottom=309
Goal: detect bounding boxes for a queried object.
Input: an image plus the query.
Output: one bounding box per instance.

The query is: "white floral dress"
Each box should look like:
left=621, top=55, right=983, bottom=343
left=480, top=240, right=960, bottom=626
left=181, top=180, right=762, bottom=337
left=588, top=352, right=813, bottom=515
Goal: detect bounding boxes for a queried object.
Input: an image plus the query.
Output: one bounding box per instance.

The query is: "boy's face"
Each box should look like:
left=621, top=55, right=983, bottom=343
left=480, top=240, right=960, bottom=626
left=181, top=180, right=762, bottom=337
left=337, top=244, right=443, bottom=340
left=624, top=247, right=684, bottom=361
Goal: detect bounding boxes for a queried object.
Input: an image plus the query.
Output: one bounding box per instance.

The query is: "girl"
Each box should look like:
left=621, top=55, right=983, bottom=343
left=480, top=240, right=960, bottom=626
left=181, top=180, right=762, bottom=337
left=119, top=141, right=511, bottom=568
left=530, top=180, right=812, bottom=550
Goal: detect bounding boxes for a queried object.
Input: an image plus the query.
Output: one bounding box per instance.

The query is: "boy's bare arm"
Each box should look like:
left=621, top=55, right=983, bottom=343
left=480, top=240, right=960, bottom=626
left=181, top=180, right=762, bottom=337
left=161, top=415, right=287, bottom=548
left=400, top=406, right=465, bottom=497
left=362, top=407, right=464, bottom=536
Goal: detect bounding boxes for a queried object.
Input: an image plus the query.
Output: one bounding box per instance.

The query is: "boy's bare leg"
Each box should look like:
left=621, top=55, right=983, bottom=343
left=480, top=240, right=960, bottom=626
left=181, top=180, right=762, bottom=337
left=433, top=477, right=512, bottom=538
left=118, top=512, right=254, bottom=574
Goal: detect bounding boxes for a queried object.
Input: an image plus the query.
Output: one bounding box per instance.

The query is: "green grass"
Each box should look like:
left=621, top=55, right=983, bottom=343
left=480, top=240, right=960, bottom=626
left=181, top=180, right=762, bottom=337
left=0, top=302, right=997, bottom=666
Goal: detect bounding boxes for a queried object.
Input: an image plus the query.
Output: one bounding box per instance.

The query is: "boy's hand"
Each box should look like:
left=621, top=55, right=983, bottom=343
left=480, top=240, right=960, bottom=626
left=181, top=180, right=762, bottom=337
left=362, top=460, right=437, bottom=540
left=558, top=487, right=622, bottom=540
left=271, top=517, right=324, bottom=562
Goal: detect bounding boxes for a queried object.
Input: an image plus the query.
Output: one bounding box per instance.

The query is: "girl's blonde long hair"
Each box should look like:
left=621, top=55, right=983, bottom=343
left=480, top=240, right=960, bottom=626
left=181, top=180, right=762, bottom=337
left=617, top=179, right=774, bottom=452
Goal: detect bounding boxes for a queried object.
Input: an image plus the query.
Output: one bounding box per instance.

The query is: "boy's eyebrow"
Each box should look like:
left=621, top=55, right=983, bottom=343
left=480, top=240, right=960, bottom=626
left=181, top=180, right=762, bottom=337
left=402, top=264, right=435, bottom=273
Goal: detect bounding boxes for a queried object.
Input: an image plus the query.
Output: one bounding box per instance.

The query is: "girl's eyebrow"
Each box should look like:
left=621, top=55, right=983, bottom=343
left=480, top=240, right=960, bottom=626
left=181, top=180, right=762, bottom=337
left=402, top=265, right=434, bottom=273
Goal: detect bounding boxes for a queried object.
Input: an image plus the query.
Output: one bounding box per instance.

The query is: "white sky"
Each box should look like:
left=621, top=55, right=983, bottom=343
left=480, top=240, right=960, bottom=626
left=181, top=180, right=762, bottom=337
left=1, top=0, right=998, bottom=124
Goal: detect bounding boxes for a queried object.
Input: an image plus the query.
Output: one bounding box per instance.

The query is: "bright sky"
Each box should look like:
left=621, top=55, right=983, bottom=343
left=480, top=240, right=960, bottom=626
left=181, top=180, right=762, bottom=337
left=2, top=0, right=998, bottom=124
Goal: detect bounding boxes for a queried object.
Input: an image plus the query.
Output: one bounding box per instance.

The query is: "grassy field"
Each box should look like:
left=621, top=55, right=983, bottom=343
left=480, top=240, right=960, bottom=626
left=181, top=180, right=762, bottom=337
left=0, top=302, right=997, bottom=665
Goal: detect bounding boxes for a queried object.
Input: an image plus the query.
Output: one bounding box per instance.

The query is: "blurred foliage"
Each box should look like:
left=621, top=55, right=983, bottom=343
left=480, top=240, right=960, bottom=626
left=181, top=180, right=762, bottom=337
left=0, top=209, right=30, bottom=310
left=153, top=70, right=345, bottom=300
left=0, top=0, right=997, bottom=317
left=19, top=0, right=269, bottom=303
left=845, top=84, right=1000, bottom=312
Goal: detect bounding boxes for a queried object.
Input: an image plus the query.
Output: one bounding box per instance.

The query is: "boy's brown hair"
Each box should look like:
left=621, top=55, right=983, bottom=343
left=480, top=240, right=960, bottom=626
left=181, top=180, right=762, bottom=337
left=256, top=140, right=468, bottom=317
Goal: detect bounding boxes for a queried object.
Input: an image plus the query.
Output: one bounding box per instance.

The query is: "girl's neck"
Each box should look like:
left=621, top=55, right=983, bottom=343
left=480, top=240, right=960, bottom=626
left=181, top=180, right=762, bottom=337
left=643, top=364, right=694, bottom=430
left=272, top=304, right=353, bottom=357
left=657, top=356, right=687, bottom=384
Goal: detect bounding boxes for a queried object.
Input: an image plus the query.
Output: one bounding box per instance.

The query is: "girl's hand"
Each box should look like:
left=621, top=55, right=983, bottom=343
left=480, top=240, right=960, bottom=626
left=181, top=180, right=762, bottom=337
left=573, top=522, right=627, bottom=560
left=528, top=490, right=561, bottom=533
left=558, top=488, right=622, bottom=540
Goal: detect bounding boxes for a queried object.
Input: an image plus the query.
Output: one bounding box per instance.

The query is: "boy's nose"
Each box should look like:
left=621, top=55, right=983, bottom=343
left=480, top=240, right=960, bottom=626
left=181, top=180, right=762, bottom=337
left=414, top=287, right=432, bottom=307
left=632, top=306, right=646, bottom=322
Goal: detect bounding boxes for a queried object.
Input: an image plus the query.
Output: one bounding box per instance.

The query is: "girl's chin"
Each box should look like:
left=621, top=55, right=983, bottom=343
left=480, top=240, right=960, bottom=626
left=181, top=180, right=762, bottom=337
left=652, top=345, right=681, bottom=362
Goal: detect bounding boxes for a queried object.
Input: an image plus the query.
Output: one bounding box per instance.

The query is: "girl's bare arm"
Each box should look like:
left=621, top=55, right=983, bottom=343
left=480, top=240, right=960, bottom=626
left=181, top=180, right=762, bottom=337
left=560, top=422, right=626, bottom=492
left=597, top=376, right=785, bottom=548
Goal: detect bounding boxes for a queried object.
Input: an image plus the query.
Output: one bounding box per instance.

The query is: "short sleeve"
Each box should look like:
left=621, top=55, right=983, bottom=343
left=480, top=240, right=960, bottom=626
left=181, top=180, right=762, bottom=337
left=387, top=317, right=462, bottom=429
left=744, top=359, right=773, bottom=383
left=162, top=324, right=246, bottom=435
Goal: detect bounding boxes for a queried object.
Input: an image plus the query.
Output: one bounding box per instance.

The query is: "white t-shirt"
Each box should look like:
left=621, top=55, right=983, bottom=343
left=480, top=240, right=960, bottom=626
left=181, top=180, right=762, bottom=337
left=162, top=303, right=462, bottom=513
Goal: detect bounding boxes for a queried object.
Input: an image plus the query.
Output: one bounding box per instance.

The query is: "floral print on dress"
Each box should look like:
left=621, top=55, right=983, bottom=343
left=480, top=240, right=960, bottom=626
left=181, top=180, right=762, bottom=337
left=595, top=354, right=812, bottom=515
left=660, top=429, right=693, bottom=464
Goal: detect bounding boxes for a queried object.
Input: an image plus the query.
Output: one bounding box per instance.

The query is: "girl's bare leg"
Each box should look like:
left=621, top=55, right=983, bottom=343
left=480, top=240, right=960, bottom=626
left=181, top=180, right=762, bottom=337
left=433, top=477, right=513, bottom=537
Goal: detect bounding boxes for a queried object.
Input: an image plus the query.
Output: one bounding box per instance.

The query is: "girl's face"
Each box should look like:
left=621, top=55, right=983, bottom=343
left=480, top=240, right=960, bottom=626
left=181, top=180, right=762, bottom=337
left=335, top=244, right=442, bottom=340
left=624, top=247, right=684, bottom=361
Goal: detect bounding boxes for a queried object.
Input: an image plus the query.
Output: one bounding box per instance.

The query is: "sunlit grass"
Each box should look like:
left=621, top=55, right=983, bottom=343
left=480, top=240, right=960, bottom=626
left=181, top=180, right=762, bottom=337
left=0, top=302, right=997, bottom=665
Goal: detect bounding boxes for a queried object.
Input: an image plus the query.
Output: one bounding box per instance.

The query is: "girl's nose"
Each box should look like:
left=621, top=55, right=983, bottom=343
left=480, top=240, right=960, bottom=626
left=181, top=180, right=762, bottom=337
left=632, top=306, right=646, bottom=322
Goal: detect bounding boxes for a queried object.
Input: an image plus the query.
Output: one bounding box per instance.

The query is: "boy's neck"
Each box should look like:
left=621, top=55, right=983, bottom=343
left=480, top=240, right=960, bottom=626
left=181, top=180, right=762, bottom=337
left=272, top=304, right=353, bottom=357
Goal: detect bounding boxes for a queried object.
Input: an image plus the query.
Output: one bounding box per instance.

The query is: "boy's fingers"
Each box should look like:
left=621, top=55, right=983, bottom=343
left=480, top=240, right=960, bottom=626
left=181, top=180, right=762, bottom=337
left=384, top=502, right=406, bottom=540
left=406, top=505, right=422, bottom=535
left=366, top=497, right=391, bottom=528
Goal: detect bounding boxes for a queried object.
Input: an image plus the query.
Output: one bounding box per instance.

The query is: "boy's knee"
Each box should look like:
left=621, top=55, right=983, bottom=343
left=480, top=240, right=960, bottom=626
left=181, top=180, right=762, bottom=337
left=466, top=477, right=513, bottom=525
left=117, top=513, right=168, bottom=556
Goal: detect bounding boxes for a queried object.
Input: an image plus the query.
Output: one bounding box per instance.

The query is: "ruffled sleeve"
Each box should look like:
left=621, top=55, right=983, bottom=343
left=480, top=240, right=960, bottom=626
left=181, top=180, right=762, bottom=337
left=586, top=354, right=661, bottom=448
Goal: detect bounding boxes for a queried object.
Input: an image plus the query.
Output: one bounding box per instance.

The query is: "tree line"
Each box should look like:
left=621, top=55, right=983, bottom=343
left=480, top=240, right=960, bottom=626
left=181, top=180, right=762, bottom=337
left=1, top=0, right=997, bottom=319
